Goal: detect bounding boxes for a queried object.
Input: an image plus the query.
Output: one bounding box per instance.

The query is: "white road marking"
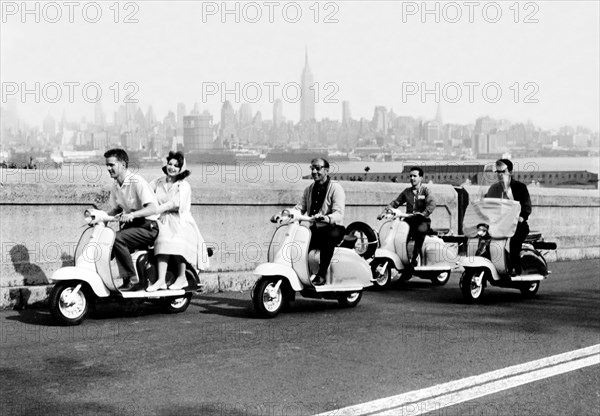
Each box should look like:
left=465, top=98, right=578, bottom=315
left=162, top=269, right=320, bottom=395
left=318, top=344, right=600, bottom=416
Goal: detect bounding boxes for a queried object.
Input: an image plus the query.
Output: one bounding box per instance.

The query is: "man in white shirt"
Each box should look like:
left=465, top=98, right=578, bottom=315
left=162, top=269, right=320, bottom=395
left=104, top=149, right=159, bottom=291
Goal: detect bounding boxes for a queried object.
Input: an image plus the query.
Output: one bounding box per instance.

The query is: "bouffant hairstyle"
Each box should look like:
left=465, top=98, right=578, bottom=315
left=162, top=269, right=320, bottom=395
left=162, top=151, right=191, bottom=181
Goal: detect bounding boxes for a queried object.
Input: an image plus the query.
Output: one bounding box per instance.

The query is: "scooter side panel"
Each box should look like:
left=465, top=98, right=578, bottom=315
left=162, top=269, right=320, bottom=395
left=253, top=263, right=303, bottom=291
left=49, top=267, right=111, bottom=297
left=423, top=236, right=459, bottom=267
left=329, top=248, right=373, bottom=288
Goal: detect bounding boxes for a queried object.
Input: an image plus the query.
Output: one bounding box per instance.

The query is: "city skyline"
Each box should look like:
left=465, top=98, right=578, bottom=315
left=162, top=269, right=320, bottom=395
left=1, top=1, right=599, bottom=131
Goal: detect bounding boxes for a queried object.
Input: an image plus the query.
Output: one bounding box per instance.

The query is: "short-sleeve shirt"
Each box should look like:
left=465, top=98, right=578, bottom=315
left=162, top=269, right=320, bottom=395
left=108, top=170, right=159, bottom=221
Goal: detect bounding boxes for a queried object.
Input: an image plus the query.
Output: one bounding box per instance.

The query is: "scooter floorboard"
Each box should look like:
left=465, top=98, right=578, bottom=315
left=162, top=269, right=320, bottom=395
left=118, top=289, right=187, bottom=298
left=311, top=284, right=365, bottom=293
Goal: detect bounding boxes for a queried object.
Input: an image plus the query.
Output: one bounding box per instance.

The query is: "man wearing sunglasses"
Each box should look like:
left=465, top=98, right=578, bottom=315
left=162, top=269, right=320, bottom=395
left=387, top=166, right=436, bottom=269
left=485, top=158, right=532, bottom=276
left=293, top=158, right=346, bottom=285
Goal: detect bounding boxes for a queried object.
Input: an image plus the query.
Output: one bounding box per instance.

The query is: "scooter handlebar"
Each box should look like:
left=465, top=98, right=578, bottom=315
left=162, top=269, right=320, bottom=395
left=377, top=207, right=410, bottom=220
left=84, top=209, right=119, bottom=225
left=271, top=209, right=315, bottom=224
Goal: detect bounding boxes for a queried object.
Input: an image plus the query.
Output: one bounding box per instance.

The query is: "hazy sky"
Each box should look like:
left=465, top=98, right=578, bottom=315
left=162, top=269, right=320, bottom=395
left=1, top=0, right=599, bottom=130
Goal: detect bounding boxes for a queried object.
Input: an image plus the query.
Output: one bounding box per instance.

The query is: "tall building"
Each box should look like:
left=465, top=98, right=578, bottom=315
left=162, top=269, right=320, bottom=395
left=239, top=103, right=253, bottom=126
left=300, top=49, right=316, bottom=122
left=435, top=102, right=443, bottom=126
left=184, top=112, right=214, bottom=151
left=177, top=103, right=186, bottom=135
left=342, top=101, right=351, bottom=125
left=43, top=113, right=56, bottom=138
left=94, top=102, right=105, bottom=127
left=372, top=106, right=388, bottom=134
left=220, top=101, right=237, bottom=143
left=273, top=99, right=283, bottom=127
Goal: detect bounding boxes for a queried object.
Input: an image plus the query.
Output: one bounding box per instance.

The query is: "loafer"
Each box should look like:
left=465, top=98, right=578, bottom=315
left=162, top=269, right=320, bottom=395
left=310, top=274, right=326, bottom=286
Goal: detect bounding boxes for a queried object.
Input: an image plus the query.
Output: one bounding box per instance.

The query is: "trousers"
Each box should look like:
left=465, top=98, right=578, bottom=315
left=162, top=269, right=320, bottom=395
left=112, top=219, right=159, bottom=280
left=309, top=224, right=346, bottom=277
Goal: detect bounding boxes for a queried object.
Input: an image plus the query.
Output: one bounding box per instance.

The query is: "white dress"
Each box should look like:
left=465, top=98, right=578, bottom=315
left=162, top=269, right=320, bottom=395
left=150, top=177, right=209, bottom=270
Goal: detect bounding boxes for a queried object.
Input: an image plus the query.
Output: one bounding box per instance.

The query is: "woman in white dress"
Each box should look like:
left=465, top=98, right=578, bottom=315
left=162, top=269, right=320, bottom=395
left=146, top=151, right=209, bottom=291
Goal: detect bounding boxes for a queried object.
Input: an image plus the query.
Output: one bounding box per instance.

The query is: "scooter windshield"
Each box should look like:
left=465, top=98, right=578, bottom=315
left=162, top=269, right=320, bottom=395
left=463, top=198, right=521, bottom=238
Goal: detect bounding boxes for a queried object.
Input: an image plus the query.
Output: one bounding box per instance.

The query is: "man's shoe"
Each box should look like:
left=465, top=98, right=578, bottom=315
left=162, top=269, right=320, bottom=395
left=310, top=274, right=326, bottom=286
left=120, top=280, right=142, bottom=291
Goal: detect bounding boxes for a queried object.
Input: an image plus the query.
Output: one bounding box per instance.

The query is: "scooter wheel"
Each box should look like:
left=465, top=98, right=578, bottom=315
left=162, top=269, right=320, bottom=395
left=164, top=293, right=192, bottom=313
left=371, top=259, right=392, bottom=289
left=519, top=281, right=540, bottom=298
left=49, top=282, right=91, bottom=326
left=337, top=291, right=363, bottom=308
left=431, top=270, right=451, bottom=286
left=461, top=269, right=485, bottom=303
left=253, top=278, right=285, bottom=318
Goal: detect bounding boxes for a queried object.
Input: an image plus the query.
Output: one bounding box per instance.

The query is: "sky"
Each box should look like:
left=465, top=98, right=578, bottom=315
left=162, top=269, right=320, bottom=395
left=1, top=0, right=599, bottom=131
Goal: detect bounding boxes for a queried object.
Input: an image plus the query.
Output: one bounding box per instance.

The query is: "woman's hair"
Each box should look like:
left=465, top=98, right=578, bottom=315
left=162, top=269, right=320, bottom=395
left=162, top=151, right=191, bottom=181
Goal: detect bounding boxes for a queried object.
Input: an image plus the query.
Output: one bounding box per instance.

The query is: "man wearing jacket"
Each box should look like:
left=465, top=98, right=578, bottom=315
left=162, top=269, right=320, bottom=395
left=387, top=167, right=436, bottom=268
left=485, top=159, right=532, bottom=276
left=293, top=158, right=345, bottom=285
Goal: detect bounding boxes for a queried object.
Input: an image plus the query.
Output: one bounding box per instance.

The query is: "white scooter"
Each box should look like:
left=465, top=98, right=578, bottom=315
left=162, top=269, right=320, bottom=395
left=370, top=208, right=459, bottom=289
left=446, top=198, right=557, bottom=302
left=49, top=209, right=209, bottom=325
left=251, top=210, right=373, bottom=318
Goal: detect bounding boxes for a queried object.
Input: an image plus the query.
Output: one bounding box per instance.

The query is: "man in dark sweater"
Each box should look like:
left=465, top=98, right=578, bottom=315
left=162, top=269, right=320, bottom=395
left=292, top=158, right=346, bottom=285
left=485, top=159, right=532, bottom=276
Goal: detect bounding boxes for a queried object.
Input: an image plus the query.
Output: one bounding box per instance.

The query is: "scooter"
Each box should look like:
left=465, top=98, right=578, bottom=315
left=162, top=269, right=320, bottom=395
left=251, top=210, right=373, bottom=318
left=49, top=209, right=210, bottom=325
left=370, top=208, right=459, bottom=289
left=445, top=198, right=557, bottom=302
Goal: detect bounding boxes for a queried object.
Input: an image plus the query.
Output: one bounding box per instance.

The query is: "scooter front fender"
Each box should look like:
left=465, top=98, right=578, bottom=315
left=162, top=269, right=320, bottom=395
left=49, top=267, right=111, bottom=298
left=459, top=257, right=501, bottom=281
left=373, top=248, right=402, bottom=270
left=253, top=263, right=303, bottom=291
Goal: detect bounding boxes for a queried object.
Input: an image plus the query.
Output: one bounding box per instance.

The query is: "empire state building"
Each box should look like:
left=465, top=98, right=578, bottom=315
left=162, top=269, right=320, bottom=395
left=300, top=49, right=316, bottom=122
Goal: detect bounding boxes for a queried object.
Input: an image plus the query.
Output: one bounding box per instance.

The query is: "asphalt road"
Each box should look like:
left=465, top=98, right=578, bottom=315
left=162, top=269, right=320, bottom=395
left=1, top=259, right=598, bottom=416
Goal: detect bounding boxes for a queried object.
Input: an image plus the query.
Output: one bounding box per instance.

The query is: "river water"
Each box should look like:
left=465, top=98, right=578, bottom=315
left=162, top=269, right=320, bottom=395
left=1, top=157, right=598, bottom=187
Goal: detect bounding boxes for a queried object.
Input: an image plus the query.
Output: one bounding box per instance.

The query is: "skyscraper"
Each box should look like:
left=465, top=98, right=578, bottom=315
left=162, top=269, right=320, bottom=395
left=184, top=112, right=214, bottom=151
left=220, top=101, right=237, bottom=143
left=273, top=99, right=283, bottom=127
left=300, top=49, right=315, bottom=122
left=342, top=101, right=351, bottom=125
left=239, top=103, right=253, bottom=126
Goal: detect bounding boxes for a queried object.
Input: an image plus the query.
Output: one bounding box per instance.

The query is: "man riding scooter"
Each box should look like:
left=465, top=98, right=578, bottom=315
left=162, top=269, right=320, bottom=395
left=104, top=148, right=159, bottom=291
left=485, top=158, right=532, bottom=276
left=287, top=158, right=345, bottom=286
left=387, top=166, right=436, bottom=270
